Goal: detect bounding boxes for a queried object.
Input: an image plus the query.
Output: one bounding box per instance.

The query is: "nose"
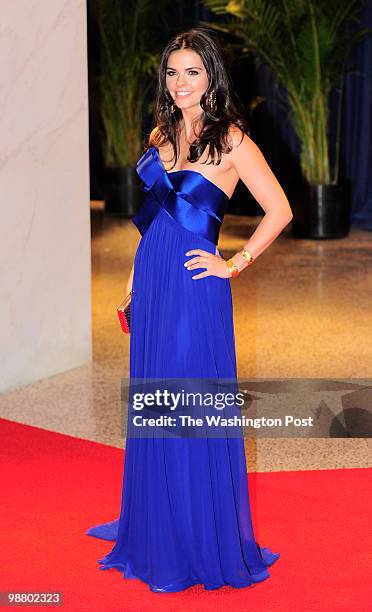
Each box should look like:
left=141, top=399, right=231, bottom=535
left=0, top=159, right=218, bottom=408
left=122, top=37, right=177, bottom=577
left=176, top=72, right=187, bottom=86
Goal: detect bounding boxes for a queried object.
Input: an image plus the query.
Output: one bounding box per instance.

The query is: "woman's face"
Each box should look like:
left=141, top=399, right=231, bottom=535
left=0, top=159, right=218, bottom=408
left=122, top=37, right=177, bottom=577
left=165, top=48, right=209, bottom=112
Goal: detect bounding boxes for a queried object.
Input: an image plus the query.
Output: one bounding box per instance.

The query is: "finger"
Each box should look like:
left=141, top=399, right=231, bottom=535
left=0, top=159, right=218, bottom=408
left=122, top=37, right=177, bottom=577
left=185, top=249, right=208, bottom=257
left=185, top=257, right=208, bottom=267
left=187, top=264, right=208, bottom=271
left=191, top=271, right=211, bottom=279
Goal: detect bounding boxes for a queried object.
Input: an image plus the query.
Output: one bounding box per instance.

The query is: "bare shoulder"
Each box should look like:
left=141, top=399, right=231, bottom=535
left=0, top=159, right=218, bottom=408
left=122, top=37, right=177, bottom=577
left=149, top=125, right=159, bottom=139
left=149, top=126, right=159, bottom=145
left=227, top=124, right=246, bottom=148
left=227, top=124, right=267, bottom=169
left=228, top=124, right=257, bottom=153
left=149, top=126, right=171, bottom=157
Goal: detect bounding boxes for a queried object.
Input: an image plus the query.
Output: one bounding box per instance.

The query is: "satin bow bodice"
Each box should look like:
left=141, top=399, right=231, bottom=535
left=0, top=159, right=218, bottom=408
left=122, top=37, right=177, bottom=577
left=132, top=146, right=230, bottom=245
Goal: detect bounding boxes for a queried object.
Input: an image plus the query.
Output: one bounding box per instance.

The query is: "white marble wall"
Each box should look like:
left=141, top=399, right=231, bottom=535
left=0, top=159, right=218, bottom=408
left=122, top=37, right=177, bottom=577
left=0, top=1, right=92, bottom=392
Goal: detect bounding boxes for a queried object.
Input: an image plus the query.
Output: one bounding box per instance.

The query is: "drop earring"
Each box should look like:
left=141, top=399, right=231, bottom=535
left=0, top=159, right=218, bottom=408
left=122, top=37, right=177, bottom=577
left=168, top=98, right=176, bottom=114
left=208, top=89, right=216, bottom=114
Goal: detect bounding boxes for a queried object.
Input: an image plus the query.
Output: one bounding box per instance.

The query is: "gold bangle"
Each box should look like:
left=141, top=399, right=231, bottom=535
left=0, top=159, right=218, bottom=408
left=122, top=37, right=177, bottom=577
left=240, top=248, right=254, bottom=265
left=225, top=258, right=239, bottom=278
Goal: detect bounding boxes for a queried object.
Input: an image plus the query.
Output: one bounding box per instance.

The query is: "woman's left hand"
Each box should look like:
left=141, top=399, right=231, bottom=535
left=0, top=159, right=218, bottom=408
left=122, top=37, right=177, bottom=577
left=184, top=248, right=231, bottom=280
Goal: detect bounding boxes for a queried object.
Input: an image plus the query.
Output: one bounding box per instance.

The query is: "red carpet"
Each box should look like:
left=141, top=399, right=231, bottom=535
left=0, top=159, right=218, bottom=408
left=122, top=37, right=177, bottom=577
left=0, top=417, right=370, bottom=611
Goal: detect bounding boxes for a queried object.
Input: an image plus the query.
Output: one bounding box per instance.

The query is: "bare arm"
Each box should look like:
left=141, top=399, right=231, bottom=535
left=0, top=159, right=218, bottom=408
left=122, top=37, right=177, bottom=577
left=228, top=128, right=293, bottom=273
left=125, top=262, right=134, bottom=295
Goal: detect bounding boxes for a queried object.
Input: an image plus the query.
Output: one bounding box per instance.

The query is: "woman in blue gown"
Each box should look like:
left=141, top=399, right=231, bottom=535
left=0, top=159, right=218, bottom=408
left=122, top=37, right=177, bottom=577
left=86, top=28, right=293, bottom=593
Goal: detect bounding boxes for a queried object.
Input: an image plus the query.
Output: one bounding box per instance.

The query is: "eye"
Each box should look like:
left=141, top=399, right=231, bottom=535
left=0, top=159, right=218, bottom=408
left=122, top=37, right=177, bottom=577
left=166, top=69, right=200, bottom=77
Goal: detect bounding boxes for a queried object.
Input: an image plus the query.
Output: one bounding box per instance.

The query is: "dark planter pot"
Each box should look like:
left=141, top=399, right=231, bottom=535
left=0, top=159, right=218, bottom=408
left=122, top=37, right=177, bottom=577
left=104, top=166, right=142, bottom=218
left=291, top=179, right=352, bottom=239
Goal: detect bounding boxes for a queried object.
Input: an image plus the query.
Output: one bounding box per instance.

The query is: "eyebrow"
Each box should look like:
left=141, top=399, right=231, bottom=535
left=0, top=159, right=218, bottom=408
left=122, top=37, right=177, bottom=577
left=166, top=66, right=203, bottom=70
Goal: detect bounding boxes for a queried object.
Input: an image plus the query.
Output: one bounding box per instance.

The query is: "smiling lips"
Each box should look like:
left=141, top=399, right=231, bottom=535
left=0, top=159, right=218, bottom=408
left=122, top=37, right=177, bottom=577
left=176, top=91, right=192, bottom=98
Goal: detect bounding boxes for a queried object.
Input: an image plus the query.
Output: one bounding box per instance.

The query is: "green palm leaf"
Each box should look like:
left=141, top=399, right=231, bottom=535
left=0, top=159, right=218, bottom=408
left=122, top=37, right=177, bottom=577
left=203, top=0, right=372, bottom=183
left=91, top=0, right=171, bottom=166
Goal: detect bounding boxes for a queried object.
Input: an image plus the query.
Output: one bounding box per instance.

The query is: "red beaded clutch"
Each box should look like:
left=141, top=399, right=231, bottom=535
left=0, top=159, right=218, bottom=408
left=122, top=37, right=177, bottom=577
left=117, top=291, right=132, bottom=334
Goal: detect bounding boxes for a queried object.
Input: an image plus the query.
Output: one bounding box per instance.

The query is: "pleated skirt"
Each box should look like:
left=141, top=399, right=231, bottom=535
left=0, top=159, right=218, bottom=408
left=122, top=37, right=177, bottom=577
left=88, top=208, right=280, bottom=592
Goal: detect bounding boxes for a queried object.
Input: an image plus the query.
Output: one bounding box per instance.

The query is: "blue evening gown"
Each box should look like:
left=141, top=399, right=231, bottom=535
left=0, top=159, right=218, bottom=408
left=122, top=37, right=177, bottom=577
left=86, top=146, right=280, bottom=592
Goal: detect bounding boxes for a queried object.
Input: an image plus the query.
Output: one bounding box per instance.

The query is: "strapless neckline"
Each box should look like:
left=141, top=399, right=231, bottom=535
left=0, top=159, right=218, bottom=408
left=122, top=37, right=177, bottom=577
left=134, top=144, right=231, bottom=245
left=150, top=146, right=230, bottom=202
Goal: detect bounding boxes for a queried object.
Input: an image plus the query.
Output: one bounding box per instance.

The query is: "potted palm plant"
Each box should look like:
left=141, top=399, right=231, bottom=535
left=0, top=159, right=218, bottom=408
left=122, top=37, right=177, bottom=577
left=203, top=0, right=372, bottom=238
left=91, top=0, right=167, bottom=217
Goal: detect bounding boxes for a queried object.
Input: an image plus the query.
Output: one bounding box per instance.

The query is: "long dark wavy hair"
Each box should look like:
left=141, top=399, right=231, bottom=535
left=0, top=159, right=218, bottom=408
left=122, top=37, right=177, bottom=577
left=146, top=27, right=250, bottom=168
